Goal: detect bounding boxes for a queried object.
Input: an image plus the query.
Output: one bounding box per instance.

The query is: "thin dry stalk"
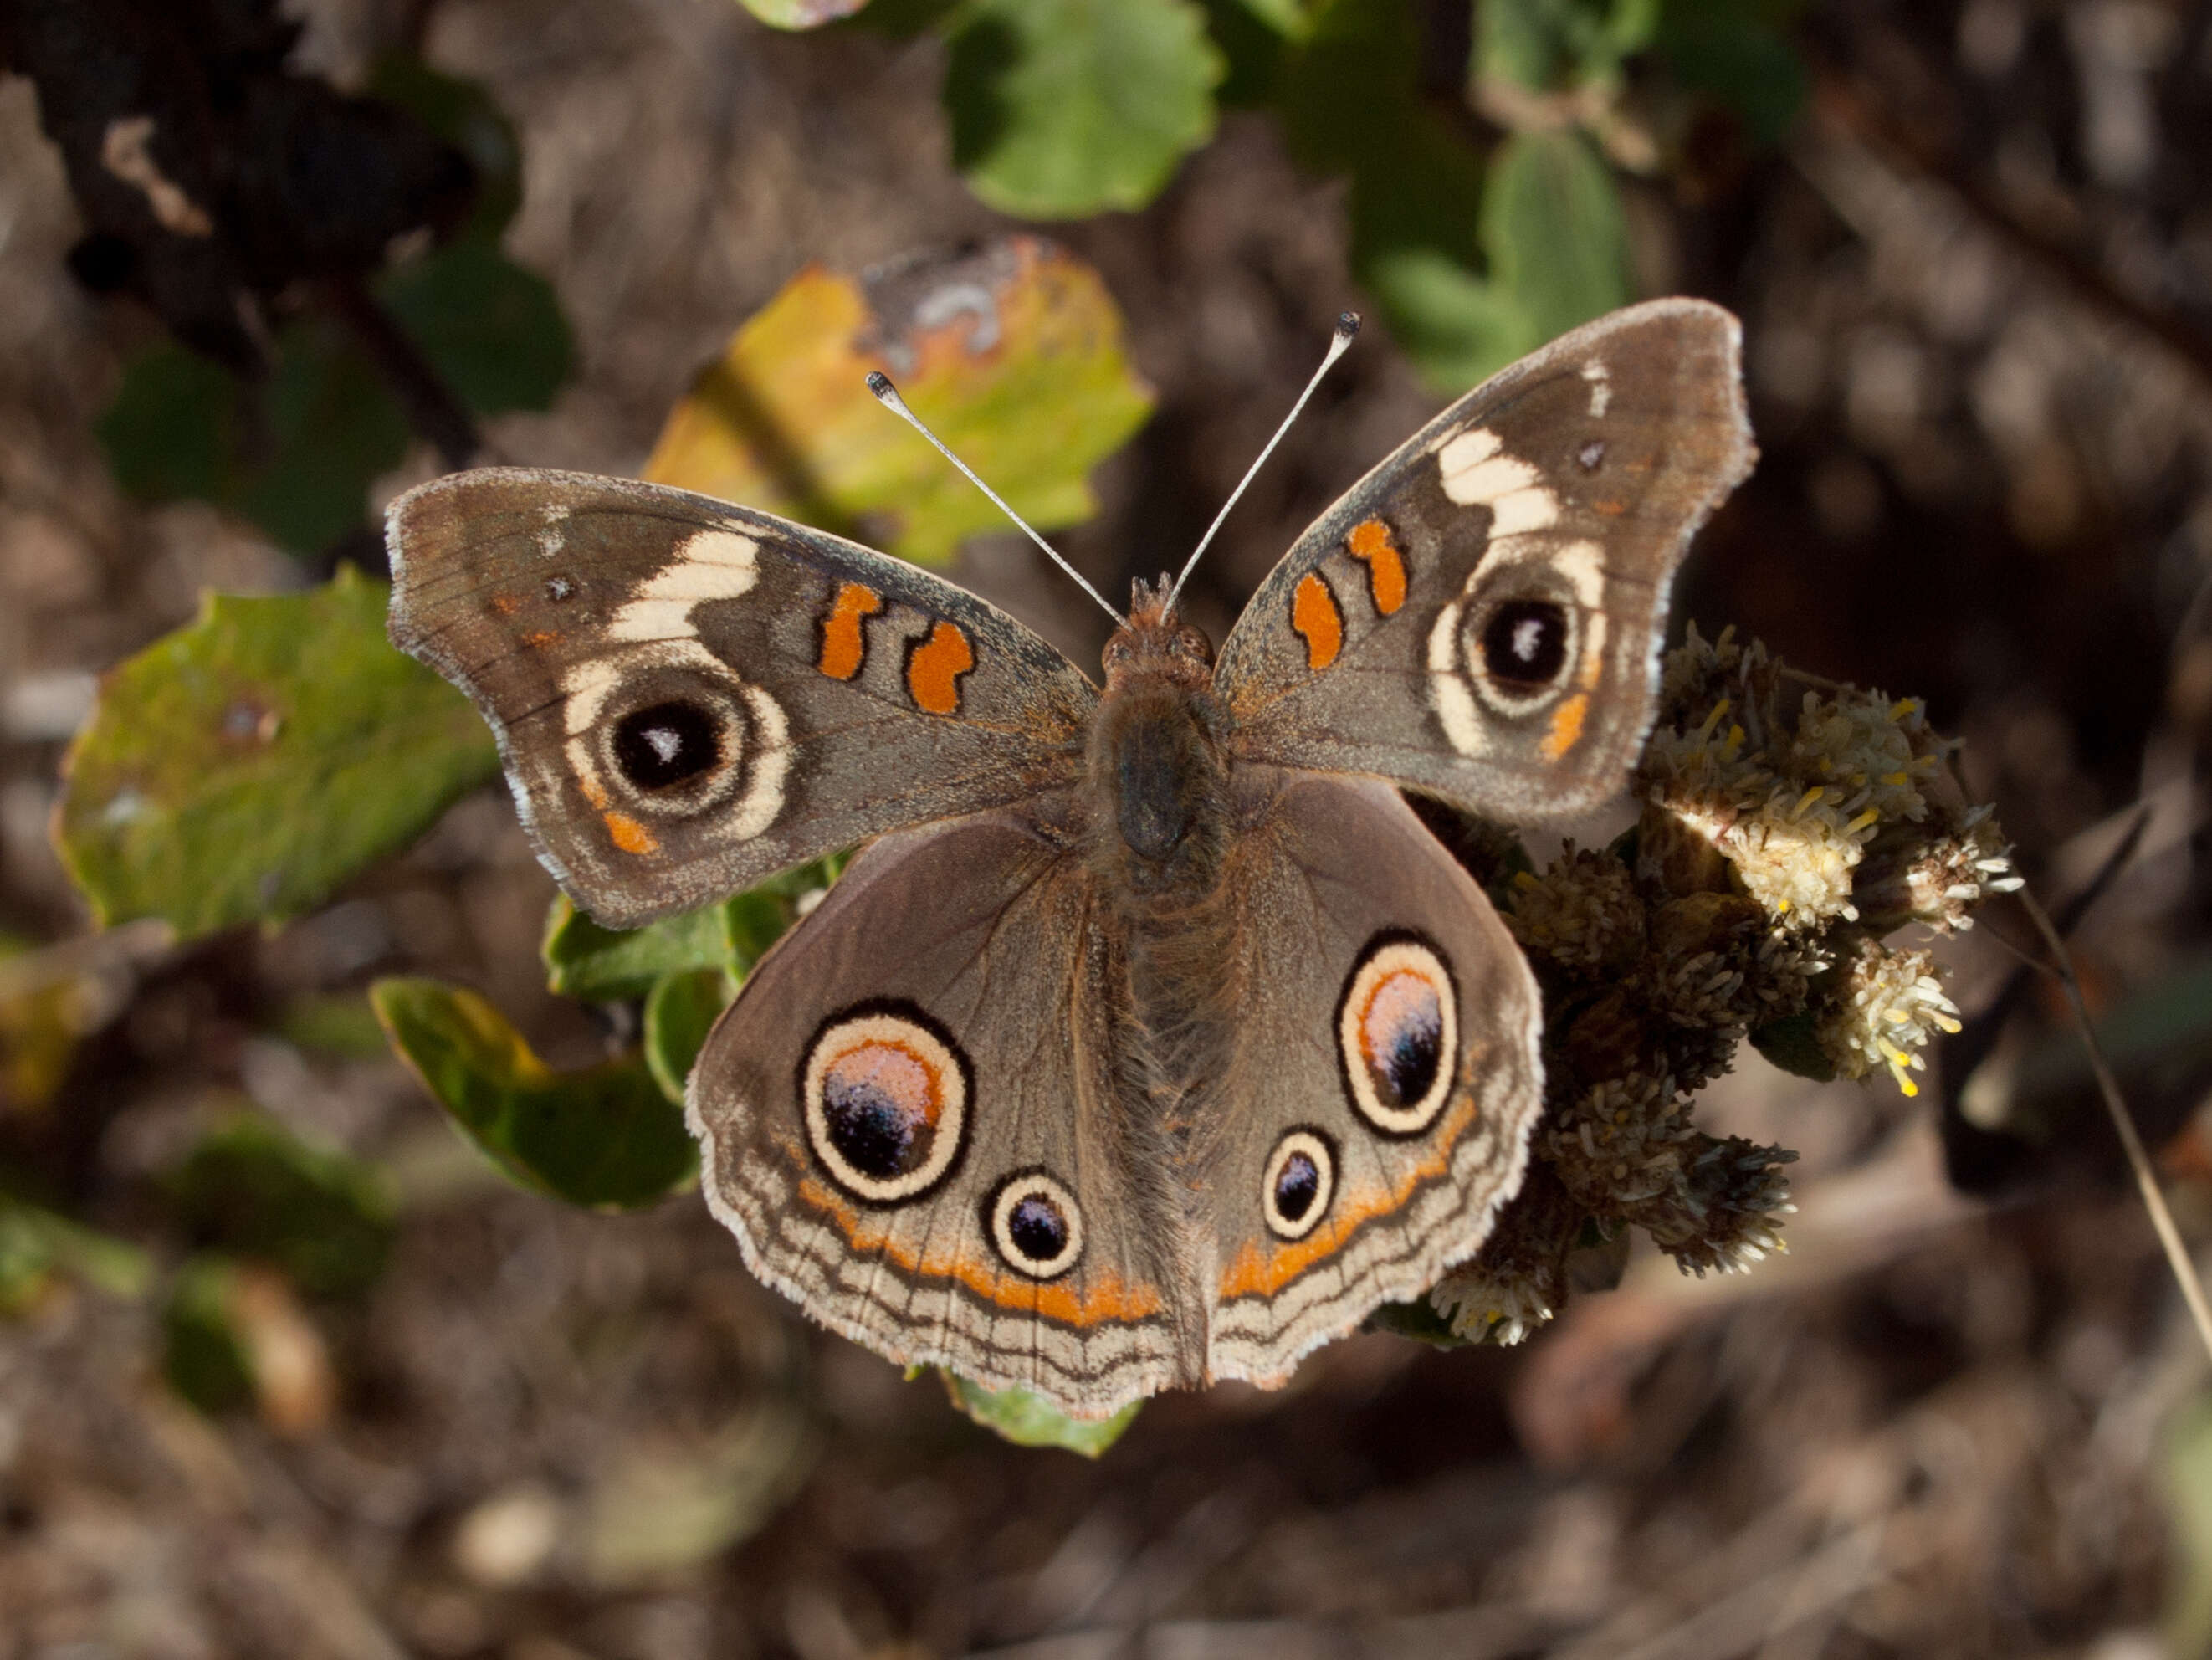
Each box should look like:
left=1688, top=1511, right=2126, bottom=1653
left=2014, top=882, right=2212, bottom=1364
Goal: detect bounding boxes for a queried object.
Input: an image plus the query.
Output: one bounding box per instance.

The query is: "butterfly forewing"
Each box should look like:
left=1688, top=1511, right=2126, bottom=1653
left=387, top=469, right=1098, bottom=928
left=1214, top=299, right=1754, bottom=822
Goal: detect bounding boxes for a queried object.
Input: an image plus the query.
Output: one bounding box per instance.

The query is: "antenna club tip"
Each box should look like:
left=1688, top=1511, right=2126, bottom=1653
left=865, top=370, right=895, bottom=399
left=1334, top=310, right=1361, bottom=340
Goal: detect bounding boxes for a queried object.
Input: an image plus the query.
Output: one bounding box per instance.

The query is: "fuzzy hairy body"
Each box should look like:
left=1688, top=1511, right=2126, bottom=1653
left=1079, top=592, right=1245, bottom=1334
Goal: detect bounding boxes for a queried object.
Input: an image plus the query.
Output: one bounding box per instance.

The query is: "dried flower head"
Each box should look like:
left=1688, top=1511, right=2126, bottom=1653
left=1505, top=845, right=1646, bottom=978
left=1815, top=936, right=1964, bottom=1098
left=1413, top=625, right=2014, bottom=1346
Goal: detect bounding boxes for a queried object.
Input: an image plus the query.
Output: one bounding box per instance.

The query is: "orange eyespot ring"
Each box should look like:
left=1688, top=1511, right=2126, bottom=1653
left=1336, top=932, right=1458, bottom=1137
left=801, top=1002, right=970, bottom=1204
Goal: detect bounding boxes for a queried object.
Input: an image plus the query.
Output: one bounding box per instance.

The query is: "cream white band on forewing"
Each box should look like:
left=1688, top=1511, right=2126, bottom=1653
left=607, top=527, right=760, bottom=643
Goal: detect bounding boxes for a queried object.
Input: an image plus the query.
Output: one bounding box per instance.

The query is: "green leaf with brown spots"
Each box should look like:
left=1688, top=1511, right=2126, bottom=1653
left=53, top=569, right=499, bottom=941
left=942, top=1372, right=1141, bottom=1456
left=643, top=237, right=1152, bottom=566
left=371, top=977, right=696, bottom=1210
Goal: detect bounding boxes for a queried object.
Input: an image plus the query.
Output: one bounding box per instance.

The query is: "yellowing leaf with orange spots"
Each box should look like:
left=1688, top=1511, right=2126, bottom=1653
left=644, top=237, right=1153, bottom=566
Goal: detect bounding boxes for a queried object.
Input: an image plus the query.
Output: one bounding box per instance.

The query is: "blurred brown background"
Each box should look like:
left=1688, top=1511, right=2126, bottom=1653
left=3, top=0, right=2212, bottom=1656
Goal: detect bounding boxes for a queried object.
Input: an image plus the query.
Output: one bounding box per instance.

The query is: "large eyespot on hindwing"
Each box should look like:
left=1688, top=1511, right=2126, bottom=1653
left=1336, top=931, right=1459, bottom=1137
left=985, top=1171, right=1083, bottom=1279
left=800, top=1002, right=971, bottom=1205
left=1262, top=1129, right=1337, bottom=1242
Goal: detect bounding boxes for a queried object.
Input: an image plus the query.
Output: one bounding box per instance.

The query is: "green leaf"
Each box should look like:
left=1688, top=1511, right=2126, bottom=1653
left=1359, top=247, right=1532, bottom=397
left=943, top=1372, right=1141, bottom=1456
left=165, top=1111, right=397, bottom=1299
left=54, top=569, right=500, bottom=940
left=240, top=317, right=416, bottom=552
left=0, top=1194, right=151, bottom=1314
left=543, top=895, right=735, bottom=1002
left=274, top=993, right=392, bottom=1061
left=1480, top=127, right=1633, bottom=350
left=371, top=977, right=698, bottom=1210
left=1749, top=1010, right=1836, bottom=1082
left=1361, top=126, right=1632, bottom=393
left=99, top=322, right=410, bottom=556
left=366, top=58, right=525, bottom=238
left=1231, top=0, right=1319, bottom=38
left=380, top=234, right=573, bottom=416
left=1655, top=0, right=1807, bottom=145
left=644, top=967, right=736, bottom=1104
left=541, top=857, right=837, bottom=1002
left=1274, top=0, right=1493, bottom=392
left=103, top=246, right=574, bottom=548
left=93, top=55, right=569, bottom=561
left=1365, top=1295, right=1474, bottom=1348
left=163, top=1255, right=258, bottom=1415
left=1479, top=0, right=1660, bottom=91
left=2163, top=1390, right=2212, bottom=1658
left=724, top=856, right=845, bottom=968
left=1194, top=0, right=1291, bottom=105
left=943, top=0, right=1223, bottom=218
left=740, top=0, right=871, bottom=23
left=95, top=344, right=237, bottom=507
left=1275, top=3, right=1634, bottom=393
left=644, top=240, right=1152, bottom=565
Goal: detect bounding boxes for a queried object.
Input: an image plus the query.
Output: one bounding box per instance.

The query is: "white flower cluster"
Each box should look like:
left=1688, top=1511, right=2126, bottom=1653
left=1816, top=937, right=1964, bottom=1099
left=1430, top=1264, right=1556, bottom=1346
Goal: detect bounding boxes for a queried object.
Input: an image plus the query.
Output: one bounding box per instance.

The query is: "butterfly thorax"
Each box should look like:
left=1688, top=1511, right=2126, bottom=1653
left=1092, top=578, right=1226, bottom=895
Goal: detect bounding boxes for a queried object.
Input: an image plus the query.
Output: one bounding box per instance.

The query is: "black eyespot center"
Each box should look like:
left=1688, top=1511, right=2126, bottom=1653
left=1274, top=1152, right=1319, bottom=1221
left=1479, top=598, right=1571, bottom=690
left=1380, top=1015, right=1442, bottom=1108
left=1007, top=1193, right=1068, bottom=1261
left=822, top=1076, right=929, bottom=1181
left=612, top=699, right=721, bottom=790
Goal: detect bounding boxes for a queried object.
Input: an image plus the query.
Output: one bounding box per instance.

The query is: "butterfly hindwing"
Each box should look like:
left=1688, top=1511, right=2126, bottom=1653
left=1192, top=771, right=1544, bottom=1385
left=685, top=799, right=1205, bottom=1417
left=387, top=469, right=1098, bottom=928
left=1213, top=299, right=1754, bottom=821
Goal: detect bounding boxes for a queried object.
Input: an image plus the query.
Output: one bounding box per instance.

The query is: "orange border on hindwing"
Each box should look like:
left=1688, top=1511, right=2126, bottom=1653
left=1216, top=1086, right=1483, bottom=1300
left=794, top=1174, right=1165, bottom=1325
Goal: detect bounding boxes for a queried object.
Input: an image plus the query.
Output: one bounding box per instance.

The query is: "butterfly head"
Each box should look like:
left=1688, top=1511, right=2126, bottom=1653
left=1103, top=576, right=1214, bottom=693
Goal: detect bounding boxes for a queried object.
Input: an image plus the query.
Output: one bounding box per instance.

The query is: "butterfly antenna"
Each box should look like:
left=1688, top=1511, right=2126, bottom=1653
left=866, top=371, right=1126, bottom=628
left=1168, top=310, right=1360, bottom=607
